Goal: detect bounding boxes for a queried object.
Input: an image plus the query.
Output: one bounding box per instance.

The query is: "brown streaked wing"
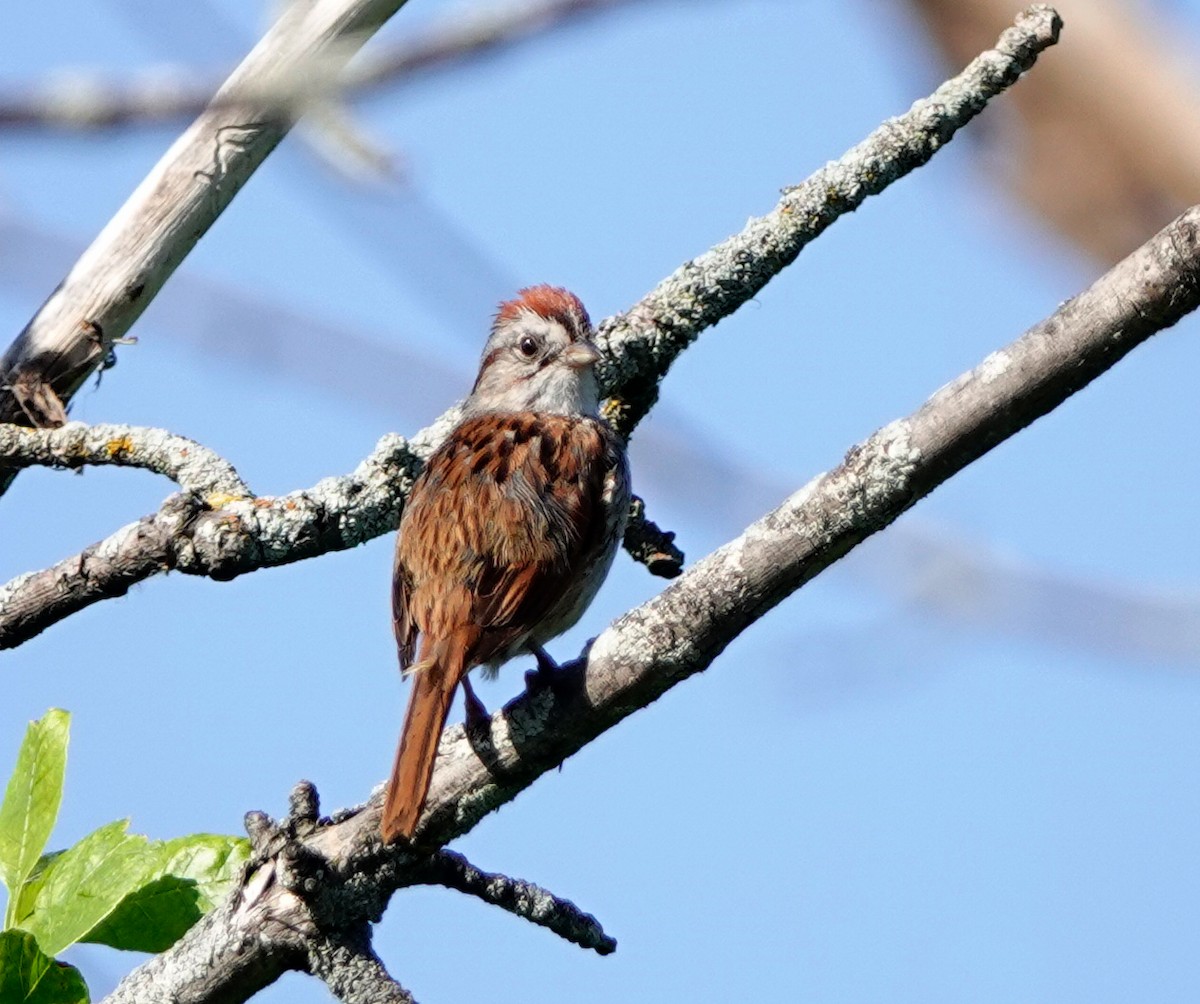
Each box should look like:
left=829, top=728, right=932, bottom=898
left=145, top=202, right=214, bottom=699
left=396, top=413, right=614, bottom=668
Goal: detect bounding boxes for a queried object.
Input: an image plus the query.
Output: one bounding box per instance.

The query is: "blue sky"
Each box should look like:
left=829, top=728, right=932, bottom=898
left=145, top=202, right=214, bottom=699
left=4, top=1, right=1200, bottom=1001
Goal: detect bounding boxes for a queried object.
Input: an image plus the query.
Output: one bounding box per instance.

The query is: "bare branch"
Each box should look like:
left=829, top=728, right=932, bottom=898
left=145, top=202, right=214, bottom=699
left=0, top=497, right=202, bottom=646
left=411, top=849, right=616, bottom=955
left=103, top=195, right=1200, bottom=1004
left=99, top=879, right=311, bottom=1003
left=341, top=0, right=663, bottom=92
left=0, top=421, right=251, bottom=499
left=846, top=523, right=1200, bottom=668
left=0, top=5, right=1060, bottom=649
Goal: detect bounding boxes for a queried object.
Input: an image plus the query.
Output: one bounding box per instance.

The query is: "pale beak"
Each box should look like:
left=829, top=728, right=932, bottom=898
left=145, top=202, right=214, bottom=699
left=561, top=342, right=601, bottom=369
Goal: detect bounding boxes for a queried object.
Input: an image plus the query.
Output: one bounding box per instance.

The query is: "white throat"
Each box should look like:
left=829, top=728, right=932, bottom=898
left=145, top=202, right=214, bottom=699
left=464, top=365, right=599, bottom=418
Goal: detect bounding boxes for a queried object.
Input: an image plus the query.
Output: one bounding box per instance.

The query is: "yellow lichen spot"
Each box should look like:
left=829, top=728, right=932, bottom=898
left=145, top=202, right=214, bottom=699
left=104, top=436, right=134, bottom=459
left=206, top=492, right=249, bottom=509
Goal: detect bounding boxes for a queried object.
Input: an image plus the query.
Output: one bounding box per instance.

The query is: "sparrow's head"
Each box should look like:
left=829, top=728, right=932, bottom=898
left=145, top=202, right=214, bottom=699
left=465, top=285, right=600, bottom=417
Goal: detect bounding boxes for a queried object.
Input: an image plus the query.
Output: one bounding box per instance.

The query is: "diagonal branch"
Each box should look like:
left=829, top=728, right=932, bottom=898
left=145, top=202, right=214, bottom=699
left=103, top=194, right=1200, bottom=1004
left=0, top=5, right=1061, bottom=650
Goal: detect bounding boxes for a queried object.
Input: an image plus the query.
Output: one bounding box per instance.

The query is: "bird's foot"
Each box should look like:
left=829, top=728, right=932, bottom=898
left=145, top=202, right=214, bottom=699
left=461, top=676, right=490, bottom=731
left=524, top=642, right=562, bottom=691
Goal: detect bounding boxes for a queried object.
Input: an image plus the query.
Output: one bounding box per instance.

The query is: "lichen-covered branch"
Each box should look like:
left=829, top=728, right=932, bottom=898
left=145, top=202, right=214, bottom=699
left=0, top=6, right=1059, bottom=649
left=103, top=196, right=1200, bottom=1004
left=0, top=421, right=251, bottom=500
left=0, top=422, right=685, bottom=647
left=595, top=3, right=1062, bottom=435
left=0, top=430, right=428, bottom=648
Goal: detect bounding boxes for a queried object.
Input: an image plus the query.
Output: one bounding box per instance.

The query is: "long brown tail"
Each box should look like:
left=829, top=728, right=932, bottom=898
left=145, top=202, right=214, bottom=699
left=381, top=642, right=468, bottom=843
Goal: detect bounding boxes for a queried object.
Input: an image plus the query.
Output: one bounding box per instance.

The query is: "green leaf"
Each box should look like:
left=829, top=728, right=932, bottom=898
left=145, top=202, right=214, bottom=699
left=83, top=834, right=250, bottom=953
left=0, top=710, right=69, bottom=921
left=79, top=874, right=203, bottom=954
left=9, top=851, right=65, bottom=932
left=19, top=820, right=159, bottom=956
left=154, top=834, right=250, bottom=910
left=0, top=929, right=88, bottom=1004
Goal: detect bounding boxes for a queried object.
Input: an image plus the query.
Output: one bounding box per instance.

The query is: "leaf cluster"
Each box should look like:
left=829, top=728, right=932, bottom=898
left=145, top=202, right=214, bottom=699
left=0, top=710, right=249, bottom=1003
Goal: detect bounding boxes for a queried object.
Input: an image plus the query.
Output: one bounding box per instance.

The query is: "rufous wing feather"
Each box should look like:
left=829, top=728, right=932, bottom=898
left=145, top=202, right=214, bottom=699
left=381, top=636, right=471, bottom=843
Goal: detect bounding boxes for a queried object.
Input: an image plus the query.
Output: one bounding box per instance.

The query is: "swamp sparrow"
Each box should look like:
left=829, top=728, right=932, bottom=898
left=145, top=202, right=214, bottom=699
left=381, top=285, right=630, bottom=843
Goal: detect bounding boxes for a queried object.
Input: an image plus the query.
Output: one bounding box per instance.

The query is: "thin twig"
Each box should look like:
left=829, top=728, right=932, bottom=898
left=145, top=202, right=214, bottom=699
left=595, top=4, right=1064, bottom=435
left=411, top=849, right=616, bottom=955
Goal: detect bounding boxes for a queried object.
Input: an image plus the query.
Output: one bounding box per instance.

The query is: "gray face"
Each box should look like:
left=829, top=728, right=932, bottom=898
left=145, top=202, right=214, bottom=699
left=464, top=309, right=600, bottom=418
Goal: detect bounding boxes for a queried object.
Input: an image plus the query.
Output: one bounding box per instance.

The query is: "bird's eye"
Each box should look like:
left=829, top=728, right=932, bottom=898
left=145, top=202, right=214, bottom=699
left=517, top=335, right=539, bottom=358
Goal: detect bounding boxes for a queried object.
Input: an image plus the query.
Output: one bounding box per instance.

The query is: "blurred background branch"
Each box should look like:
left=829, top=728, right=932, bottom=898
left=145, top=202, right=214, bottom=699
left=0, top=0, right=663, bottom=132
left=912, top=0, right=1200, bottom=264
